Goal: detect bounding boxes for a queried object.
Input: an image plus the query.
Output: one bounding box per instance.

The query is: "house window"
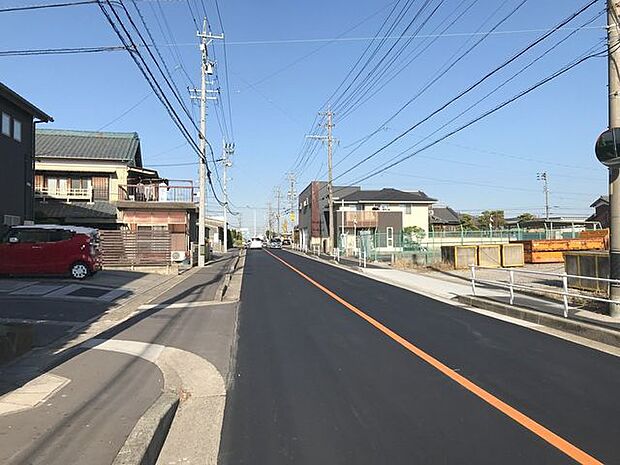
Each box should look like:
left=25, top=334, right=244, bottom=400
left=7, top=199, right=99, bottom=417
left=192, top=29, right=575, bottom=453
left=405, top=205, right=411, bottom=214
left=13, top=119, right=21, bottom=142
left=1, top=113, right=10, bottom=137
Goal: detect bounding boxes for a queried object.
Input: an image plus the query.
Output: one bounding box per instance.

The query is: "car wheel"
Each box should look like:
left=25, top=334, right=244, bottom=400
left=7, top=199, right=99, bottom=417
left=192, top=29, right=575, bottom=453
left=70, top=262, right=90, bottom=280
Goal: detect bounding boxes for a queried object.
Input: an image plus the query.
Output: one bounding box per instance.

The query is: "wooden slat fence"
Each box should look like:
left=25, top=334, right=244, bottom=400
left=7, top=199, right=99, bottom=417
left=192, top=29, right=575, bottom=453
left=100, top=230, right=171, bottom=266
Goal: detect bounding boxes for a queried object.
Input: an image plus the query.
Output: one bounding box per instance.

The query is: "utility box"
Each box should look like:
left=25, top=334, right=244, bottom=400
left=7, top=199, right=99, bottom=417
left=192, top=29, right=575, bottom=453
left=478, top=244, right=501, bottom=268
left=441, top=245, right=477, bottom=269
left=564, top=251, right=609, bottom=293
left=501, top=243, right=524, bottom=267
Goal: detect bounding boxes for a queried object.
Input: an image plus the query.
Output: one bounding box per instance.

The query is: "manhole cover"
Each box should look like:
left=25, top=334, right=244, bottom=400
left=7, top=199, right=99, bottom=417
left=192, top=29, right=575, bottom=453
left=68, top=287, right=110, bottom=298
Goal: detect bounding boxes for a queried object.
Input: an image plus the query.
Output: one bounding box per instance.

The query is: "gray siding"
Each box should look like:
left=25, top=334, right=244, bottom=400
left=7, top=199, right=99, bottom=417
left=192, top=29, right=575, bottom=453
left=0, top=97, right=35, bottom=226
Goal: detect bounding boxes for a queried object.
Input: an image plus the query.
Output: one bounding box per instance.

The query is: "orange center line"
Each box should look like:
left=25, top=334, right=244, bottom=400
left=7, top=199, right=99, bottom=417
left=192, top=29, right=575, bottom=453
left=264, top=250, right=603, bottom=465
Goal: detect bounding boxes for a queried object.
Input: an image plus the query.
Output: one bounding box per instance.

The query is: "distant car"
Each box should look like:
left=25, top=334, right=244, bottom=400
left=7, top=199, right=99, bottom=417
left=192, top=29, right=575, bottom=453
left=249, top=238, right=263, bottom=249
left=0, top=224, right=102, bottom=279
left=269, top=239, right=282, bottom=249
left=282, top=238, right=291, bottom=246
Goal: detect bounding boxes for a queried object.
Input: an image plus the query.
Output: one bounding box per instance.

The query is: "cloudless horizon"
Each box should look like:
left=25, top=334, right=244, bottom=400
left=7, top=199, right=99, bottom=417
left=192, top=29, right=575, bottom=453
left=0, top=0, right=610, bottom=232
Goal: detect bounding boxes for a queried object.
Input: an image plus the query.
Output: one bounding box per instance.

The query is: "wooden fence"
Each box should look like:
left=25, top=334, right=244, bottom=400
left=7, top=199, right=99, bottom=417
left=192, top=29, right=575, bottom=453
left=100, top=230, right=171, bottom=266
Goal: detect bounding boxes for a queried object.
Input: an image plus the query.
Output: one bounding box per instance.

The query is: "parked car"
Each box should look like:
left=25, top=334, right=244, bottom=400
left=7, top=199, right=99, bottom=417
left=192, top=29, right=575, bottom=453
left=0, top=224, right=102, bottom=279
left=249, top=238, right=263, bottom=249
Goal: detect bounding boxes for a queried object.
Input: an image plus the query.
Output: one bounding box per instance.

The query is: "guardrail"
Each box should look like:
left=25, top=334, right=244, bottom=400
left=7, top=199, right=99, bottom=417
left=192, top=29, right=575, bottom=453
left=470, top=265, right=620, bottom=318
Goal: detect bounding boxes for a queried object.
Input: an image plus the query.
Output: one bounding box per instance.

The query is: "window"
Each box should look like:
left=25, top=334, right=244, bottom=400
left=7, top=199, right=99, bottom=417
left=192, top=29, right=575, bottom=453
left=13, top=229, right=50, bottom=243
left=48, top=229, right=73, bottom=242
left=405, top=205, right=412, bottom=214
left=1, top=113, right=10, bottom=137
left=13, top=119, right=21, bottom=142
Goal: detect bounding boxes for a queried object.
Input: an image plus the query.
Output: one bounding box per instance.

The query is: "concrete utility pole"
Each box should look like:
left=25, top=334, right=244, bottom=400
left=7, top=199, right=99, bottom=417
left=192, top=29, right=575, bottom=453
left=608, top=0, right=620, bottom=316
left=222, top=141, right=234, bottom=253
left=307, top=108, right=336, bottom=251
left=192, top=18, right=223, bottom=267
left=537, top=172, right=550, bottom=221
left=275, top=187, right=282, bottom=236
left=268, top=202, right=273, bottom=239
left=287, top=172, right=297, bottom=225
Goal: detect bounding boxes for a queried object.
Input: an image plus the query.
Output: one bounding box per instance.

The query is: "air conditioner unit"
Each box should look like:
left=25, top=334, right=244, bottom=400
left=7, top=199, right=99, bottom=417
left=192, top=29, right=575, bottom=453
left=170, top=251, right=186, bottom=262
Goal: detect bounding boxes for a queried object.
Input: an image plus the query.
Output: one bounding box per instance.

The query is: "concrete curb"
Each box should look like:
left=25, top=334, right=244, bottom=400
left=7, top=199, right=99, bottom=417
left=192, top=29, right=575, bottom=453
left=112, top=391, right=179, bottom=465
left=455, top=295, right=620, bottom=348
left=216, top=250, right=243, bottom=301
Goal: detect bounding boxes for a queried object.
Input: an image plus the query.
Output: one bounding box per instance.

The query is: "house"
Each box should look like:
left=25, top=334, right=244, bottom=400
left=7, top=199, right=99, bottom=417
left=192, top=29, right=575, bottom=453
left=34, top=129, right=198, bottom=264
left=429, top=206, right=461, bottom=232
left=334, top=188, right=436, bottom=251
left=297, top=181, right=360, bottom=251
left=0, top=83, right=52, bottom=231
left=587, top=195, right=609, bottom=229
left=298, top=182, right=436, bottom=252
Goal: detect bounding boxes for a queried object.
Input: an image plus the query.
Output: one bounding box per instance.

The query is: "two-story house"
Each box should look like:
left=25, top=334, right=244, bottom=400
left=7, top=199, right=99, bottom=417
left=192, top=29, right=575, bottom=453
left=334, top=188, right=436, bottom=251
left=34, top=128, right=198, bottom=264
left=0, top=82, right=52, bottom=231
left=297, top=182, right=436, bottom=252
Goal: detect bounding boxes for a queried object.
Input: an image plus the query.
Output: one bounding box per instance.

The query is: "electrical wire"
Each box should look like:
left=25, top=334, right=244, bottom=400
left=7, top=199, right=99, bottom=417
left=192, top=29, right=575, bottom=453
left=0, top=45, right=126, bottom=56
left=332, top=0, right=600, bottom=184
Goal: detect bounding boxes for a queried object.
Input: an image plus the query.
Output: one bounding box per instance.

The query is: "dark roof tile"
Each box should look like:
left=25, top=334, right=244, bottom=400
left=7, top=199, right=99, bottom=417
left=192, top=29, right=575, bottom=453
left=36, top=129, right=142, bottom=166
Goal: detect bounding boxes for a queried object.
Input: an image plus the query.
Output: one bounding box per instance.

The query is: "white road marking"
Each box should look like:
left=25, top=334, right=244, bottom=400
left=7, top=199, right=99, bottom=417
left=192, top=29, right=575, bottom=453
left=0, top=373, right=70, bottom=416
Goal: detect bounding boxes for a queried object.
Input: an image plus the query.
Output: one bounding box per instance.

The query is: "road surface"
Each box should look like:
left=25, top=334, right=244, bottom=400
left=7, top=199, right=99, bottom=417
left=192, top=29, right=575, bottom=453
left=219, top=249, right=620, bottom=465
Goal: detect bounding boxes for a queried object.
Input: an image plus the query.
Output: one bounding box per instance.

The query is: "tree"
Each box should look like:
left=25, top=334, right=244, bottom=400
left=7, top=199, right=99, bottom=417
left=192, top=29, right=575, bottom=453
left=403, top=226, right=425, bottom=243
left=477, top=210, right=505, bottom=229
left=459, top=213, right=478, bottom=230
left=517, top=212, right=537, bottom=223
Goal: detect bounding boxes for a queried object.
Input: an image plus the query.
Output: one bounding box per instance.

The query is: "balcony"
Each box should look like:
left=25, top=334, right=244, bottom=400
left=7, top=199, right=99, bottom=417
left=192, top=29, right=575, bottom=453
left=35, top=186, right=93, bottom=202
left=340, top=211, right=378, bottom=228
left=117, top=181, right=194, bottom=203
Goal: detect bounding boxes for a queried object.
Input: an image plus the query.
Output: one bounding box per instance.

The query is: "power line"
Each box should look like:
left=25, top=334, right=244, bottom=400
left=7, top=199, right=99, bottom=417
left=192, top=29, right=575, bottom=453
left=0, top=0, right=97, bottom=13
left=345, top=42, right=608, bottom=188
left=98, top=92, right=152, bottom=130
left=332, top=0, right=599, bottom=184
left=0, top=45, right=126, bottom=56
left=96, top=0, right=203, bottom=161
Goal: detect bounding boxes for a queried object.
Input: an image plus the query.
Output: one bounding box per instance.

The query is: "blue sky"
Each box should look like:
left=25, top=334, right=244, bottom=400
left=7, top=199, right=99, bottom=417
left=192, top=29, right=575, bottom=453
left=0, top=0, right=609, bottom=231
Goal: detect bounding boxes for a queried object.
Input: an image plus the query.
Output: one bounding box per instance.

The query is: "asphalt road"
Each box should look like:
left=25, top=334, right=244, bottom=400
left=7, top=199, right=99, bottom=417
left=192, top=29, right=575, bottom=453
left=0, top=253, right=238, bottom=465
left=219, top=249, right=620, bottom=465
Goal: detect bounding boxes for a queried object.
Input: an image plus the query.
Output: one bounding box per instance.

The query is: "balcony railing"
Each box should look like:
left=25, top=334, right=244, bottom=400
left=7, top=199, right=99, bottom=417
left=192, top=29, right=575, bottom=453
left=118, top=182, right=194, bottom=203
left=35, top=186, right=93, bottom=202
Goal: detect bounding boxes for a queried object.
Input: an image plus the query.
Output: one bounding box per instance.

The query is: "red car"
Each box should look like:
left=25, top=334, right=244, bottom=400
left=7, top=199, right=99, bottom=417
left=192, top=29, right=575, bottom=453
left=0, top=225, right=102, bottom=279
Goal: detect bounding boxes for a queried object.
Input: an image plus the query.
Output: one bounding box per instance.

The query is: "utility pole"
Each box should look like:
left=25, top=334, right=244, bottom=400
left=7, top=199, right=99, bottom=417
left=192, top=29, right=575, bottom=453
left=222, top=141, right=234, bottom=253
left=287, top=172, right=297, bottom=242
left=608, top=0, right=620, bottom=316
left=191, top=18, right=223, bottom=267
left=268, top=202, right=273, bottom=239
left=275, top=187, right=282, bottom=237
left=307, top=108, right=336, bottom=252
left=537, top=172, right=550, bottom=221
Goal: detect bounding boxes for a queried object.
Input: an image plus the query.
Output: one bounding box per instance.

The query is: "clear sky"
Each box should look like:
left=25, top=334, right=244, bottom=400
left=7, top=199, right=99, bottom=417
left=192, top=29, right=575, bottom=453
left=0, top=0, right=609, bottom=232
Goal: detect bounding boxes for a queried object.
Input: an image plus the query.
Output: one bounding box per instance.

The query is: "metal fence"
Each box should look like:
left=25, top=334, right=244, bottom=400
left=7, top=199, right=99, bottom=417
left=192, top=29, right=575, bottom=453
left=100, top=230, right=171, bottom=266
left=469, top=265, right=619, bottom=318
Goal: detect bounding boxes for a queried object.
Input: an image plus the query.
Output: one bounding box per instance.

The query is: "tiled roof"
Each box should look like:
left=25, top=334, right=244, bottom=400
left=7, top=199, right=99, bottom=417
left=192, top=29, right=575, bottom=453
left=36, top=129, right=142, bottom=166
left=35, top=201, right=117, bottom=220
left=430, top=206, right=460, bottom=225
left=342, top=188, right=436, bottom=203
